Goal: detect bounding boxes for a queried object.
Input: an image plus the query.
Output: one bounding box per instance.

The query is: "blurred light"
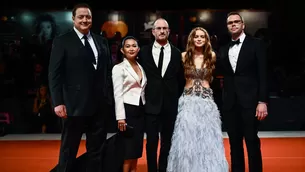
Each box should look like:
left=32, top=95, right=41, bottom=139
left=239, top=9, right=250, bottom=12
left=238, top=10, right=269, bottom=24
left=237, top=10, right=270, bottom=36
left=238, top=10, right=254, bottom=21
left=149, top=13, right=157, bottom=21
left=109, top=12, right=119, bottom=21
left=189, top=16, right=197, bottom=23
left=101, top=21, right=128, bottom=39
left=65, top=12, right=73, bottom=23
left=1, top=16, right=8, bottom=21
left=199, top=11, right=211, bottom=22
left=20, top=11, right=34, bottom=23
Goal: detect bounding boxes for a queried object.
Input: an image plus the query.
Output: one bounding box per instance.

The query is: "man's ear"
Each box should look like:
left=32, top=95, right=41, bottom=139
left=152, top=29, right=156, bottom=37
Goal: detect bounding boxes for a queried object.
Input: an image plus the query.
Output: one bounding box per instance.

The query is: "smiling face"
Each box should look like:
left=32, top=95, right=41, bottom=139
left=193, top=29, right=206, bottom=48
left=72, top=7, right=92, bottom=35
left=121, top=38, right=140, bottom=60
left=186, top=27, right=211, bottom=50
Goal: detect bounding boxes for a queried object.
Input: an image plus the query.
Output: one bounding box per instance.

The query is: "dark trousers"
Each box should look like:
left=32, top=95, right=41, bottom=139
left=57, top=112, right=107, bottom=172
left=144, top=107, right=176, bottom=172
left=223, top=103, right=262, bottom=172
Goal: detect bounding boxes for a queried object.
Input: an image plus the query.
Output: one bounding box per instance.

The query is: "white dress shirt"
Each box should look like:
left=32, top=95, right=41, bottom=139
left=112, top=58, right=147, bottom=120
left=152, top=41, right=171, bottom=77
left=228, top=32, right=246, bottom=72
left=73, top=27, right=98, bottom=69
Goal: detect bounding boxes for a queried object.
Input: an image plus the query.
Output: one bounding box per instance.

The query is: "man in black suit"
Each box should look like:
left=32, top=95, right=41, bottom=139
left=219, top=12, right=268, bottom=172
left=48, top=3, right=113, bottom=172
left=138, top=18, right=185, bottom=172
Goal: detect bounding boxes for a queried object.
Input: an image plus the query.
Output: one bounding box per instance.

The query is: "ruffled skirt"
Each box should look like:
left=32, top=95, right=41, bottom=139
left=167, top=88, right=228, bottom=172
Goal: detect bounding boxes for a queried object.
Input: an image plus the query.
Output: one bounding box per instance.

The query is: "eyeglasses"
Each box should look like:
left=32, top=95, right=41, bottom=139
left=154, top=27, right=169, bottom=31
left=227, top=20, right=242, bottom=25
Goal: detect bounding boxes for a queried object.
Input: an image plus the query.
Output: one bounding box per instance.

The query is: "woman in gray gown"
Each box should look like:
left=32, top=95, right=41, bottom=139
left=167, top=27, right=228, bottom=172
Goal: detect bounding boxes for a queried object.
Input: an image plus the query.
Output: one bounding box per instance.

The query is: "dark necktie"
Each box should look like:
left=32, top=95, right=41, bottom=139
left=229, top=39, right=240, bottom=47
left=83, top=35, right=96, bottom=65
left=158, top=46, right=164, bottom=75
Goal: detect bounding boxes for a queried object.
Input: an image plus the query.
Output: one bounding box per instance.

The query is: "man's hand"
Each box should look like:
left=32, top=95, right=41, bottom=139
left=54, top=105, right=67, bottom=118
left=255, top=103, right=268, bottom=121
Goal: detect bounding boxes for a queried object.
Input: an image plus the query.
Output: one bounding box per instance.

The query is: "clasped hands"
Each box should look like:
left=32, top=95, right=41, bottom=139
left=118, top=119, right=127, bottom=131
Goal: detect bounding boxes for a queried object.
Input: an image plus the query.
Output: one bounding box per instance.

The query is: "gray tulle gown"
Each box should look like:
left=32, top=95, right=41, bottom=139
left=167, top=68, right=228, bottom=172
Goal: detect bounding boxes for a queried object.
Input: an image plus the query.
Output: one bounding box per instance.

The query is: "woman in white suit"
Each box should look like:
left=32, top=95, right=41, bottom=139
left=112, top=36, right=147, bottom=172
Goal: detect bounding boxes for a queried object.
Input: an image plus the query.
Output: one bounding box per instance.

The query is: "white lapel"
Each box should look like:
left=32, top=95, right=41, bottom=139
left=123, top=58, right=141, bottom=85
left=138, top=62, right=147, bottom=87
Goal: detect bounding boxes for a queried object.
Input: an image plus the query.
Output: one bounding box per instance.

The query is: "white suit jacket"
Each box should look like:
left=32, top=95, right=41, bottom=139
left=112, top=58, right=147, bottom=120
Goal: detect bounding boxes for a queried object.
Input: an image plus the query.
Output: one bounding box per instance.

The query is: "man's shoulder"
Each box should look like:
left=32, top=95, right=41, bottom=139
left=244, top=35, right=265, bottom=48
left=244, top=34, right=260, bottom=42
left=92, top=32, right=107, bottom=41
left=58, top=29, right=74, bottom=38
left=169, top=44, right=181, bottom=53
left=219, top=44, right=227, bottom=50
left=219, top=42, right=230, bottom=51
left=53, top=30, right=74, bottom=44
left=139, top=44, right=153, bottom=57
left=140, top=44, right=153, bottom=51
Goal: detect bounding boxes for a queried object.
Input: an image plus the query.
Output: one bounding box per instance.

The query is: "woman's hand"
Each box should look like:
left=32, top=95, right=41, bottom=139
left=117, top=119, right=127, bottom=131
left=33, top=98, right=39, bottom=114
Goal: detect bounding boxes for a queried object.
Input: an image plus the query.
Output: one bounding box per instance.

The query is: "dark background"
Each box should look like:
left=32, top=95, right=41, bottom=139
left=0, top=0, right=304, bottom=133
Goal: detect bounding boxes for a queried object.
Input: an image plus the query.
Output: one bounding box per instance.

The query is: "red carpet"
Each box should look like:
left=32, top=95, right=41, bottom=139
left=0, top=138, right=304, bottom=172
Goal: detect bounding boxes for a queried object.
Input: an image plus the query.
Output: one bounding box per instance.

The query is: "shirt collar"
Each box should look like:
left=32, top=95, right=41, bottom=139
left=73, top=27, right=92, bottom=40
left=232, top=32, right=246, bottom=43
left=153, top=40, right=170, bottom=49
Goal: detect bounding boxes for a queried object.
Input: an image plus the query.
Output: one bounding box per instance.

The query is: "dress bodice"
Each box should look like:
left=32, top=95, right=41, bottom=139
left=183, top=67, right=213, bottom=99
left=185, top=67, right=208, bottom=81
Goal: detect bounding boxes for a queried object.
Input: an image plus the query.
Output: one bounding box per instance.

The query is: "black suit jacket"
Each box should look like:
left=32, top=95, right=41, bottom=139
left=138, top=43, right=185, bottom=115
left=218, top=35, right=268, bottom=110
left=48, top=30, right=113, bottom=116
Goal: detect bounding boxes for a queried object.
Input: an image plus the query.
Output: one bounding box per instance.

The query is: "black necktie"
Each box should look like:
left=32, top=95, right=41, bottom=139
left=158, top=46, right=164, bottom=75
left=229, top=39, right=240, bottom=47
left=83, top=35, right=96, bottom=65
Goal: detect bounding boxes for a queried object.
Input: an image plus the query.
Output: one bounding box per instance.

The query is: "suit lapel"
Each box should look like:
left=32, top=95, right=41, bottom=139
left=70, top=30, right=85, bottom=50
left=235, top=36, right=249, bottom=73
left=70, top=30, right=100, bottom=70
left=124, top=59, right=141, bottom=85
left=138, top=63, right=146, bottom=87
left=146, top=44, right=159, bottom=72
left=70, top=30, right=93, bottom=67
left=163, top=44, right=174, bottom=77
left=224, top=44, right=234, bottom=74
left=150, top=45, right=159, bottom=70
left=91, top=33, right=103, bottom=70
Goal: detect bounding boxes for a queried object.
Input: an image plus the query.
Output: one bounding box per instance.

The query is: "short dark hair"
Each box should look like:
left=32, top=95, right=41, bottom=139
left=121, top=36, right=139, bottom=47
left=227, top=11, right=244, bottom=23
left=72, top=3, right=92, bottom=17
